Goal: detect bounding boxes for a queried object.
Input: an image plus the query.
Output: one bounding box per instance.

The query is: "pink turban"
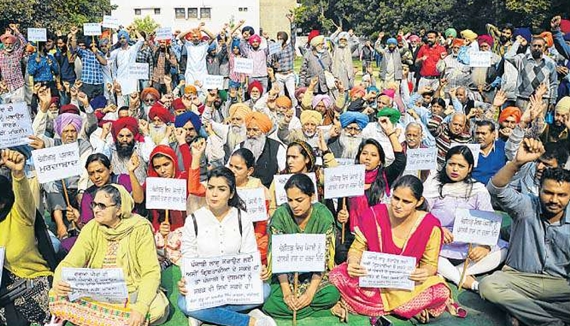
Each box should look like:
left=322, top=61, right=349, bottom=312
left=248, top=34, right=262, bottom=45
left=311, top=94, right=332, bottom=109
left=0, top=34, right=16, bottom=44
left=54, top=113, right=83, bottom=137
left=477, top=34, right=494, bottom=47
left=408, top=35, right=420, bottom=42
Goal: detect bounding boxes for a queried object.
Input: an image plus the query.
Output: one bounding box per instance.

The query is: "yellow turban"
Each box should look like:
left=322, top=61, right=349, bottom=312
left=310, top=35, right=325, bottom=47
left=461, top=29, right=478, bottom=41
left=245, top=112, right=273, bottom=133
left=300, top=110, right=322, bottom=125
left=275, top=96, right=292, bottom=109
left=229, top=103, right=251, bottom=119
left=556, top=97, right=570, bottom=115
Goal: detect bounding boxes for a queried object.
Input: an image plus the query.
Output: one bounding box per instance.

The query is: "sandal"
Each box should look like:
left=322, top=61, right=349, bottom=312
left=413, top=309, right=430, bottom=324
left=330, top=301, right=349, bottom=323
left=446, top=302, right=467, bottom=318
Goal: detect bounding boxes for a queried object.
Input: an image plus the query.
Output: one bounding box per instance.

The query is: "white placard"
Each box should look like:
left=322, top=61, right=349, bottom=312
left=83, top=23, right=102, bottom=36
left=452, top=209, right=501, bottom=246
left=32, top=143, right=81, bottom=184
left=324, top=164, right=365, bottom=199
left=336, top=158, right=355, bottom=166
left=274, top=173, right=318, bottom=205
left=27, top=28, right=47, bottom=42
left=450, top=143, right=480, bottom=167
left=128, top=63, right=150, bottom=79
left=0, top=247, right=4, bottom=286
left=470, top=51, right=491, bottom=68
left=183, top=253, right=264, bottom=311
left=0, top=103, right=33, bottom=148
left=155, top=27, right=172, bottom=41
left=271, top=234, right=326, bottom=273
left=405, top=148, right=438, bottom=171
left=269, top=42, right=281, bottom=55
left=237, top=188, right=268, bottom=222
left=61, top=268, right=128, bottom=303
left=102, top=16, right=120, bottom=29
left=233, top=58, right=254, bottom=74
left=202, top=75, right=224, bottom=90
left=145, top=177, right=187, bottom=211
left=359, top=251, right=416, bottom=290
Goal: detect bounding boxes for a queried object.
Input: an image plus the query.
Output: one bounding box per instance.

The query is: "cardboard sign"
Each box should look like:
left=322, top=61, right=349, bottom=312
left=233, top=58, right=254, bottom=74
left=470, top=51, right=492, bottom=68
left=183, top=253, right=264, bottom=311
left=0, top=103, right=33, bottom=149
left=274, top=173, right=318, bottom=205
left=102, top=16, right=120, bottom=29
left=268, top=42, right=281, bottom=55
left=128, top=63, right=150, bottom=79
left=450, top=143, right=480, bottom=167
left=83, top=23, right=102, bottom=36
left=61, top=268, right=128, bottom=303
left=145, top=177, right=187, bottom=211
left=452, top=209, right=502, bottom=246
left=155, top=27, right=173, bottom=41
left=405, top=148, right=438, bottom=171
left=27, top=28, right=47, bottom=42
left=202, top=75, right=224, bottom=90
left=32, top=143, right=82, bottom=184
left=359, top=251, right=416, bottom=290
left=271, top=234, right=326, bottom=273
left=237, top=187, right=268, bottom=222
left=324, top=164, right=365, bottom=199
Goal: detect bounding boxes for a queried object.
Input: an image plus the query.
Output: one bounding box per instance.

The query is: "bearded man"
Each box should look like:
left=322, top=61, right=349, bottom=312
left=329, top=111, right=368, bottom=159
left=278, top=109, right=322, bottom=149
left=148, top=103, right=173, bottom=145
left=0, top=24, right=27, bottom=102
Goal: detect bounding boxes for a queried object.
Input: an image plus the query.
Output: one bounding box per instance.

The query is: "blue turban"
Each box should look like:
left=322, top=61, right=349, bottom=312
left=366, top=86, right=380, bottom=94
left=231, top=38, right=241, bottom=53
left=118, top=30, right=130, bottom=42
left=514, top=27, right=531, bottom=43
left=175, top=111, right=202, bottom=130
left=340, top=111, right=368, bottom=130
left=208, top=42, right=217, bottom=53
left=90, top=95, right=107, bottom=110
left=229, top=80, right=241, bottom=90
left=387, top=38, right=398, bottom=45
left=242, top=26, right=255, bottom=36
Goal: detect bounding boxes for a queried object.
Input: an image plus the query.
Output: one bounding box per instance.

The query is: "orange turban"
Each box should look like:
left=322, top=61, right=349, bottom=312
left=452, top=38, right=464, bottom=48
left=498, top=107, right=522, bottom=124
left=350, top=86, right=366, bottom=98
left=275, top=96, right=292, bottom=109
left=141, top=87, right=160, bottom=101
left=540, top=32, right=553, bottom=48
left=229, top=103, right=251, bottom=119
left=245, top=112, right=273, bottom=134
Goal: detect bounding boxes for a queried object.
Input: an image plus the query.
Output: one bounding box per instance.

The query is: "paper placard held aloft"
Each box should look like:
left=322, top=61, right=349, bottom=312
left=271, top=234, right=326, bottom=273
left=405, top=148, right=438, bottom=171
left=452, top=209, right=501, bottom=246
left=145, top=177, right=187, bottom=211
left=470, top=51, right=492, bottom=68
left=0, top=102, right=34, bottom=149
left=83, top=23, right=102, bottom=36
left=233, top=58, right=254, bottom=74
left=359, top=251, right=416, bottom=290
left=128, top=63, right=150, bottom=79
left=27, top=28, right=47, bottom=42
left=324, top=164, right=365, bottom=199
left=155, top=27, right=173, bottom=41
left=237, top=187, right=268, bottom=222
left=202, top=75, right=224, bottom=90
left=61, top=267, right=128, bottom=303
left=32, top=143, right=82, bottom=184
left=274, top=173, right=318, bottom=205
left=102, top=16, right=120, bottom=29
left=268, top=42, right=281, bottom=55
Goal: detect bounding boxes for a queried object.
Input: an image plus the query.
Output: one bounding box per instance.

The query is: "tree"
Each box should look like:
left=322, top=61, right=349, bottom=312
left=132, top=16, right=160, bottom=35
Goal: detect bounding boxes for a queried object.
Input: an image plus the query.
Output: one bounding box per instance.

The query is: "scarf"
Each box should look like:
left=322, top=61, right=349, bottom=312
left=98, top=184, right=147, bottom=242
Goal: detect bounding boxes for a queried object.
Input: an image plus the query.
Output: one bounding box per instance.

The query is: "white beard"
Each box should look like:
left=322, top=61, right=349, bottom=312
left=243, top=134, right=266, bottom=161
left=339, top=131, right=362, bottom=159
left=150, top=125, right=167, bottom=145
left=228, top=125, right=247, bottom=150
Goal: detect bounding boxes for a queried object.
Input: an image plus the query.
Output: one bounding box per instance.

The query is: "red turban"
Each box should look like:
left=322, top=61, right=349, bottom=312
left=248, top=34, right=262, bottom=45
left=141, top=87, right=160, bottom=101
left=149, top=104, right=173, bottom=123
left=0, top=34, right=16, bottom=43
left=561, top=19, right=570, bottom=34
left=248, top=80, right=263, bottom=94
left=498, top=106, right=522, bottom=124
left=308, top=30, right=320, bottom=44
left=172, top=98, right=186, bottom=111
left=59, top=104, right=79, bottom=115
left=477, top=35, right=494, bottom=47
left=111, top=117, right=143, bottom=143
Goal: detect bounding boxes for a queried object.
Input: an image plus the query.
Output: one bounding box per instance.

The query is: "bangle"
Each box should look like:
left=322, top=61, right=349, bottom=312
left=388, top=131, right=397, bottom=137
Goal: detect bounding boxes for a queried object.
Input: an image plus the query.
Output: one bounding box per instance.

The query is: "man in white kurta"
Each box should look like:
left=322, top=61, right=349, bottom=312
left=110, top=29, right=144, bottom=95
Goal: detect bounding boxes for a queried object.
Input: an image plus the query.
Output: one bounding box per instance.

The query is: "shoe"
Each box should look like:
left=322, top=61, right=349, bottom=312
left=188, top=317, right=203, bottom=326
left=248, top=309, right=277, bottom=326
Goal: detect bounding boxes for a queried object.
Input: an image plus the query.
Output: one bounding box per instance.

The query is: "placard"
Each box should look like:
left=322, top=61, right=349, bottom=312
left=83, top=23, right=102, bottom=36
left=183, top=253, right=264, bottom=311
left=324, top=164, right=365, bottom=199
left=237, top=187, right=267, bottom=222
left=27, top=28, right=47, bottom=42
left=470, top=51, right=491, bottom=68
left=271, top=234, right=326, bottom=273
left=359, top=251, right=416, bottom=290
left=233, top=58, right=254, bottom=74
left=32, top=143, right=82, bottom=184
left=202, top=75, right=224, bottom=90
left=336, top=158, right=355, bottom=166
left=0, top=247, right=4, bottom=286
left=405, top=148, right=437, bottom=171
left=269, top=42, right=281, bottom=55
left=450, top=143, right=480, bottom=167
left=274, top=173, right=318, bottom=205
left=0, top=102, right=33, bottom=148
left=102, top=15, right=120, bottom=29
left=145, top=177, right=187, bottom=211
left=155, top=27, right=173, bottom=41
left=61, top=267, right=128, bottom=303
left=128, top=63, right=150, bottom=79
left=452, top=209, right=501, bottom=246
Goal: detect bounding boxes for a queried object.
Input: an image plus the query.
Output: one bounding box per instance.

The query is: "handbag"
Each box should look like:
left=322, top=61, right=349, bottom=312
left=316, top=56, right=336, bottom=90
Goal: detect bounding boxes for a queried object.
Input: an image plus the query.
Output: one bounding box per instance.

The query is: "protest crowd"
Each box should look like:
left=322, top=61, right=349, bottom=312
left=1, top=9, right=570, bottom=326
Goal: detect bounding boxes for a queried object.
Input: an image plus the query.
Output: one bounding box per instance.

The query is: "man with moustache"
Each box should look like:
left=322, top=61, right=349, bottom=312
left=148, top=103, right=173, bottom=146
left=329, top=111, right=368, bottom=159
left=415, top=30, right=447, bottom=90
left=241, top=34, right=269, bottom=91
left=472, top=120, right=507, bottom=185
left=428, top=112, right=473, bottom=166
left=203, top=103, right=251, bottom=163
left=172, top=111, right=202, bottom=172
left=330, top=29, right=355, bottom=89
left=278, top=109, right=322, bottom=149
left=400, top=122, right=431, bottom=182
left=486, top=22, right=514, bottom=56
left=376, top=37, right=403, bottom=87
left=178, top=23, right=215, bottom=85
left=539, top=97, right=570, bottom=144
left=110, top=28, right=145, bottom=95
left=0, top=23, right=27, bottom=102
left=481, top=139, right=570, bottom=326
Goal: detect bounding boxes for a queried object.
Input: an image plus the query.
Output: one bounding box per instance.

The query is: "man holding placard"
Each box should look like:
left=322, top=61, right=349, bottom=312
left=178, top=23, right=215, bottom=85
left=0, top=24, right=27, bottom=102
left=109, top=28, right=145, bottom=95
left=69, top=27, right=107, bottom=99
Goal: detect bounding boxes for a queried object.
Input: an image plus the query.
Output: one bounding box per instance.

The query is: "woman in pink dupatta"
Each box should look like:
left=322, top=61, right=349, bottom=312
left=330, top=175, right=461, bottom=324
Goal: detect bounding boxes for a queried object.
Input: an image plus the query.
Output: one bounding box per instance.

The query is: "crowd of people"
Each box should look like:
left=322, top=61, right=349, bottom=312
left=0, top=10, right=570, bottom=326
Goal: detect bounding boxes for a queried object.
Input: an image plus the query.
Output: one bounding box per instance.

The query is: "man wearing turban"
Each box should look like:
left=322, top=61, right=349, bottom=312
left=330, top=29, right=355, bottom=89
left=179, top=24, right=215, bottom=85
left=299, top=34, right=333, bottom=94
left=241, top=34, right=269, bottom=92
left=329, top=111, right=368, bottom=159
left=540, top=97, right=570, bottom=144
left=376, top=35, right=403, bottom=87
left=204, top=103, right=251, bottom=164
left=0, top=24, right=27, bottom=102
left=148, top=103, right=173, bottom=145
left=109, top=28, right=145, bottom=95
left=498, top=106, right=522, bottom=141
left=362, top=107, right=406, bottom=165
left=438, top=38, right=471, bottom=91
left=141, top=87, right=161, bottom=117
left=278, top=109, right=322, bottom=150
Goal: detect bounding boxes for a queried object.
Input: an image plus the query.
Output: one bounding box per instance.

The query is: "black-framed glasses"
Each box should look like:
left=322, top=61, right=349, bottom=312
left=90, top=202, right=116, bottom=210
left=144, top=98, right=156, bottom=104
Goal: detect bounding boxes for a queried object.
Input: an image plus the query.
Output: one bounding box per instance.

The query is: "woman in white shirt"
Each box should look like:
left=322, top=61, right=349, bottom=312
left=177, top=166, right=275, bottom=326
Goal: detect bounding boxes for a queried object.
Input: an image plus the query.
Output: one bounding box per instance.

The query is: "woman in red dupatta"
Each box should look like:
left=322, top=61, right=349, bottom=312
left=330, top=175, right=458, bottom=324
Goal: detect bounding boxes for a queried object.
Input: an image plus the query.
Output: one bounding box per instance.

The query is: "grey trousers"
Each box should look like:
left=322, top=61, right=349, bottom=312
left=479, top=266, right=570, bottom=326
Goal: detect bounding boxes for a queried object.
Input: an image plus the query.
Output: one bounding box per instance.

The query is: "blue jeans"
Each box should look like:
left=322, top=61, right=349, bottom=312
left=178, top=282, right=271, bottom=326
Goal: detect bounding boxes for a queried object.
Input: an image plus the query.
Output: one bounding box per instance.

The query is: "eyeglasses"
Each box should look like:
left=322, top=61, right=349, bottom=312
left=344, top=126, right=361, bottom=132
left=90, top=202, right=116, bottom=210
left=144, top=98, right=156, bottom=104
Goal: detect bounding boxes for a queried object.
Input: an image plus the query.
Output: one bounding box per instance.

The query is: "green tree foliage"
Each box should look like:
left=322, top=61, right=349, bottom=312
left=132, top=16, right=161, bottom=36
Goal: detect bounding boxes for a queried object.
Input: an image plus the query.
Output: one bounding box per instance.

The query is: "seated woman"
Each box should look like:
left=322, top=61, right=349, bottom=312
left=329, top=175, right=456, bottom=324
left=423, top=146, right=507, bottom=291
left=50, top=184, right=169, bottom=326
left=263, top=174, right=340, bottom=320
left=177, top=166, right=275, bottom=326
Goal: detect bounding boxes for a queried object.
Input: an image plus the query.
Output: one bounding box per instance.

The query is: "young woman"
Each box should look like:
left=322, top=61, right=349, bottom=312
left=177, top=167, right=275, bottom=326
left=423, top=146, right=507, bottom=291
left=263, top=174, right=340, bottom=320
left=329, top=175, right=455, bottom=324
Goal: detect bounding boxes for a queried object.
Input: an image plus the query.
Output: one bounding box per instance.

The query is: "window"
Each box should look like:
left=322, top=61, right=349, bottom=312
left=239, top=7, right=248, bottom=12
left=200, top=7, right=211, bottom=19
left=154, top=8, right=161, bottom=15
left=188, top=7, right=198, bottom=18
left=134, top=9, right=141, bottom=15
left=175, top=8, right=185, bottom=19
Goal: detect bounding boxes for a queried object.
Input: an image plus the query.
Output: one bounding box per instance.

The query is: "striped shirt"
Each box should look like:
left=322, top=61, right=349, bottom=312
left=428, top=115, right=473, bottom=166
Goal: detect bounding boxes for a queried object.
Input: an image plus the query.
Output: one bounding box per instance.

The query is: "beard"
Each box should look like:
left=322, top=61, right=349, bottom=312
left=500, top=36, right=509, bottom=44
left=531, top=49, right=542, bottom=59
left=150, top=125, right=167, bottom=145
left=243, top=134, right=266, bottom=161
left=228, top=125, right=247, bottom=150
left=339, top=131, right=363, bottom=159
left=117, top=140, right=136, bottom=159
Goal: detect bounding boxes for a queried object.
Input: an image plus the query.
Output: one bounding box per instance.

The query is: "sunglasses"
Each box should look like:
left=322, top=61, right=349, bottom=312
left=90, top=202, right=116, bottom=210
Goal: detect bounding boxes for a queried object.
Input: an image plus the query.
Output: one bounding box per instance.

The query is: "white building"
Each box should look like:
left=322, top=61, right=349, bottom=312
left=111, top=0, right=261, bottom=34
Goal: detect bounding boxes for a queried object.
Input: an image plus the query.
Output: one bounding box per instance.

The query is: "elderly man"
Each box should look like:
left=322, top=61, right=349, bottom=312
left=329, top=111, right=368, bottom=159
left=172, top=111, right=202, bottom=171
left=401, top=122, right=431, bottom=182
left=0, top=24, right=27, bottom=102
left=330, top=29, right=355, bottom=89
left=428, top=112, right=473, bottom=166
left=540, top=97, right=570, bottom=144
left=362, top=107, right=405, bottom=165
left=299, top=35, right=333, bottom=95
left=437, top=38, right=471, bottom=90
left=237, top=112, right=286, bottom=188
left=148, top=103, right=173, bottom=146
left=278, top=110, right=322, bottom=149
left=205, top=103, right=251, bottom=163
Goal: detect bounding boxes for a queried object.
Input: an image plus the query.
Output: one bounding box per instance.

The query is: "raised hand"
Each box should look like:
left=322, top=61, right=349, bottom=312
left=191, top=138, right=206, bottom=157
left=138, top=119, right=149, bottom=136
left=514, top=138, right=545, bottom=166
left=28, top=135, right=46, bottom=150
left=0, top=149, right=26, bottom=177
left=551, top=15, right=561, bottom=30
left=492, top=89, right=507, bottom=107
left=175, top=127, right=186, bottom=145
left=127, top=153, right=141, bottom=173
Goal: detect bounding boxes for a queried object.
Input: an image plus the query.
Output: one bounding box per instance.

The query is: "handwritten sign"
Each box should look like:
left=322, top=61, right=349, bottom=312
left=0, top=247, right=4, bottom=286
left=405, top=148, right=437, bottom=171
left=359, top=251, right=416, bottom=290
left=271, top=234, right=326, bottom=273
left=32, top=143, right=82, bottom=184
left=233, top=58, right=254, bottom=74
left=183, top=253, right=263, bottom=311
left=83, top=23, right=102, bottom=36
left=470, top=51, right=492, bottom=68
left=452, top=209, right=501, bottom=246
left=274, top=173, right=318, bottom=205
left=324, top=164, right=365, bottom=199
left=128, top=63, right=150, bottom=79
left=451, top=143, right=480, bottom=167
left=336, top=158, right=355, bottom=166
left=155, top=27, right=173, bottom=41
left=202, top=75, right=224, bottom=90
left=146, top=177, right=187, bottom=211
left=102, top=16, right=120, bottom=29
left=27, top=28, right=47, bottom=42
left=61, top=268, right=128, bottom=303
left=237, top=188, right=267, bottom=222
left=269, top=42, right=281, bottom=55
left=0, top=103, right=33, bottom=148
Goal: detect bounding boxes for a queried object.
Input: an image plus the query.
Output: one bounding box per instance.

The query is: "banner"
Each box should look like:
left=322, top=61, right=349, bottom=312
left=61, top=267, right=128, bottom=303
left=27, top=28, right=47, bottom=42
left=323, top=164, right=365, bottom=199
left=452, top=209, right=502, bottom=246
left=274, top=173, right=317, bottom=205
